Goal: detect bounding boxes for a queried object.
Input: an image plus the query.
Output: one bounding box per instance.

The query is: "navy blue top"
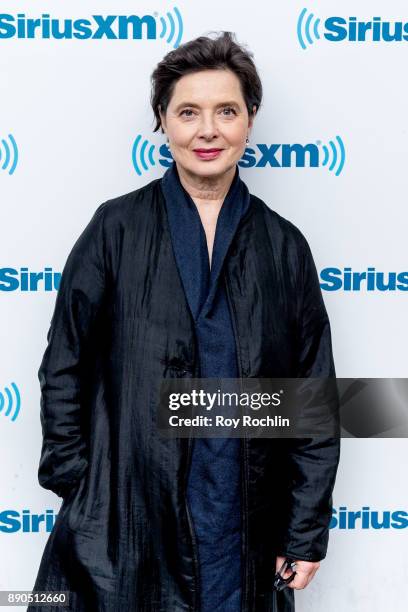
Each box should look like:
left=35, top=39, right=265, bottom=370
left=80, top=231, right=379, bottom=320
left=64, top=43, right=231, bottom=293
left=161, top=162, right=251, bottom=611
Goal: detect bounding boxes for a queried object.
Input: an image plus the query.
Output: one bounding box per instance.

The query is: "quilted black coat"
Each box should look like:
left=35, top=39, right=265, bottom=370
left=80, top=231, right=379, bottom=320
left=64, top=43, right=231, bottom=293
left=29, top=175, right=340, bottom=612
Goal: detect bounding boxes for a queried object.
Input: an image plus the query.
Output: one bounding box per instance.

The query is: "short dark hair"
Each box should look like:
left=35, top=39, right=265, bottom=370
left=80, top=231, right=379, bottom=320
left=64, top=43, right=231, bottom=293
left=150, top=31, right=263, bottom=133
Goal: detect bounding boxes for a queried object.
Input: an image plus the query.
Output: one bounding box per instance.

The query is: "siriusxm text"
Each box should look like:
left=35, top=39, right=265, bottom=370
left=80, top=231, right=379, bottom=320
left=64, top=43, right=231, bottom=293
left=0, top=268, right=60, bottom=291
left=159, top=143, right=320, bottom=169
left=1, top=506, right=407, bottom=532
left=0, top=13, right=156, bottom=40
left=330, top=507, right=408, bottom=529
left=320, top=268, right=408, bottom=291
left=0, top=509, right=57, bottom=533
left=325, top=17, right=408, bottom=42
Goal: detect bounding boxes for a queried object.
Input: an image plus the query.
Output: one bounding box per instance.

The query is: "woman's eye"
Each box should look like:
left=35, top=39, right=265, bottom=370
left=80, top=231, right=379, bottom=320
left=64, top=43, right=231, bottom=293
left=180, top=107, right=236, bottom=117
left=221, top=107, right=237, bottom=116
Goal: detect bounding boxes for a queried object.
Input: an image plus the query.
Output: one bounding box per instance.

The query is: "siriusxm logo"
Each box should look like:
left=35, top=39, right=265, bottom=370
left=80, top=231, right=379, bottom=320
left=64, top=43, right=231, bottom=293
left=132, top=134, right=346, bottom=176
left=0, top=509, right=58, bottom=533
left=0, top=267, right=61, bottom=291
left=298, top=9, right=408, bottom=49
left=0, top=133, right=18, bottom=175
left=2, top=507, right=407, bottom=532
left=320, top=268, right=408, bottom=291
left=330, top=507, right=408, bottom=529
left=0, top=382, right=20, bottom=422
left=0, top=7, right=183, bottom=48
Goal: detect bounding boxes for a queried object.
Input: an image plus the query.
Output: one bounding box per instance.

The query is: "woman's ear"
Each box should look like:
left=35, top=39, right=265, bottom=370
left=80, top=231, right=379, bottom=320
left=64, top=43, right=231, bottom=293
left=248, top=105, right=257, bottom=131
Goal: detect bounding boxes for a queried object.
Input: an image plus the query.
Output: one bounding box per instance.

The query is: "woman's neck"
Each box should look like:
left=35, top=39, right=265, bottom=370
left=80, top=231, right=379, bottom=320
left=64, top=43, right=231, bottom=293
left=175, top=163, right=237, bottom=267
left=176, top=163, right=235, bottom=207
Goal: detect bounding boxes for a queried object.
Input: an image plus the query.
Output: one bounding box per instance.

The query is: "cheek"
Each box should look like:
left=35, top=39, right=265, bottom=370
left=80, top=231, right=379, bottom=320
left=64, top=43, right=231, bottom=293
left=167, top=123, right=194, bottom=148
left=223, top=123, right=247, bottom=147
left=171, top=136, right=193, bottom=154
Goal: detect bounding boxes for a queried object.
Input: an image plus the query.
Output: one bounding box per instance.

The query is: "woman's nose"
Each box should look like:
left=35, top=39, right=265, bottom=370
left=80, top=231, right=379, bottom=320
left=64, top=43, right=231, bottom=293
left=197, top=115, right=219, bottom=139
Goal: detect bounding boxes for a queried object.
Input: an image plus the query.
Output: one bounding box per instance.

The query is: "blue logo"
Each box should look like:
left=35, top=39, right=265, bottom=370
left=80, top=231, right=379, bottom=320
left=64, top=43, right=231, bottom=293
left=297, top=8, right=321, bottom=50
left=0, top=267, right=61, bottom=292
left=330, top=507, right=408, bottom=529
left=131, top=134, right=346, bottom=176
left=2, top=506, right=407, bottom=533
left=320, top=268, right=408, bottom=291
left=313, top=137, right=345, bottom=176
left=4, top=266, right=406, bottom=295
left=0, top=133, right=18, bottom=175
left=132, top=135, right=157, bottom=176
left=0, top=509, right=58, bottom=533
left=297, top=8, right=408, bottom=49
left=0, top=382, right=20, bottom=422
left=157, top=7, right=183, bottom=48
left=0, top=7, right=183, bottom=48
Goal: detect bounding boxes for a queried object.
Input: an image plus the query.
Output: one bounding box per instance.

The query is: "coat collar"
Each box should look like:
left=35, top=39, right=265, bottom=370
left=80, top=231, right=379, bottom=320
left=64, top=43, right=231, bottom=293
left=160, top=162, right=251, bottom=322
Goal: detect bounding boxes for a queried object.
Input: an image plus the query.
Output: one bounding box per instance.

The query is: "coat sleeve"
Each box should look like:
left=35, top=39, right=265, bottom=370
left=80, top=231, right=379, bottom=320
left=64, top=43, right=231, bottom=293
left=277, top=233, right=341, bottom=562
left=37, top=201, right=109, bottom=499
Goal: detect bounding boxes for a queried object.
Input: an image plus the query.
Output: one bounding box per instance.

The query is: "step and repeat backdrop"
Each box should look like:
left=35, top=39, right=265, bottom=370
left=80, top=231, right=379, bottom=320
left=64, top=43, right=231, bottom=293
left=1, top=1, right=407, bottom=610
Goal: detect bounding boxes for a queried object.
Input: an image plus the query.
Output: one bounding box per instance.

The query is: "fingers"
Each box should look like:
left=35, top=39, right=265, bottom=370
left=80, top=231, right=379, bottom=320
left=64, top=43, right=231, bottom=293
left=275, top=557, right=320, bottom=590
left=275, top=556, right=289, bottom=575
left=287, top=560, right=320, bottom=590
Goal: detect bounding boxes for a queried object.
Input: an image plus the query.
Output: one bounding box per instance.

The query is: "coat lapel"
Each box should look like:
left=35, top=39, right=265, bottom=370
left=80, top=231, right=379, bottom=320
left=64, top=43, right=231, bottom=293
left=160, top=162, right=209, bottom=321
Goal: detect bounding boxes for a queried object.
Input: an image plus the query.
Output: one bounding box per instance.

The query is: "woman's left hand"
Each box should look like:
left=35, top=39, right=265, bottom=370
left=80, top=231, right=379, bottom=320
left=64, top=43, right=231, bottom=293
left=275, top=555, right=320, bottom=590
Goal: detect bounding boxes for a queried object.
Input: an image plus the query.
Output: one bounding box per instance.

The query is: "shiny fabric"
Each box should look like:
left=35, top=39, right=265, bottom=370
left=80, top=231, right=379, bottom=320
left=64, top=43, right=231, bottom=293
left=161, top=162, right=251, bottom=611
left=29, top=172, right=340, bottom=612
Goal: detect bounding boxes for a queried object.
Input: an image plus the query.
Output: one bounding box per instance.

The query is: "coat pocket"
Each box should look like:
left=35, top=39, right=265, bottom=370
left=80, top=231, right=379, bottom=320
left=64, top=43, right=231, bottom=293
left=61, top=467, right=90, bottom=533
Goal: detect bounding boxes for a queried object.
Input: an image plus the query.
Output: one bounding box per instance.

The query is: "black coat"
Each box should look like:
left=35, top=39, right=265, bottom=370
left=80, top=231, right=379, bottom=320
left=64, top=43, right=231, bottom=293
left=30, top=176, right=340, bottom=612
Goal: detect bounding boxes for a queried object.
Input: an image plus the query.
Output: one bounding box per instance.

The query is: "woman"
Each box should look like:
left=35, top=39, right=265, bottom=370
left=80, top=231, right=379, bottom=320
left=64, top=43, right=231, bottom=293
left=30, top=32, right=340, bottom=612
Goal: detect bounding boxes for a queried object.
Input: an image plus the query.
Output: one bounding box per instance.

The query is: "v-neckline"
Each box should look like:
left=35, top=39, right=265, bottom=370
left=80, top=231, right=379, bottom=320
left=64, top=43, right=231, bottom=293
left=160, top=162, right=251, bottom=323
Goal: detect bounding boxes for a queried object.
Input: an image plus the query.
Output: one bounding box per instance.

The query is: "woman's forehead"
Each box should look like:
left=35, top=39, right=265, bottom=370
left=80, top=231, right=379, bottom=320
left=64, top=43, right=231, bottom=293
left=169, top=69, right=244, bottom=105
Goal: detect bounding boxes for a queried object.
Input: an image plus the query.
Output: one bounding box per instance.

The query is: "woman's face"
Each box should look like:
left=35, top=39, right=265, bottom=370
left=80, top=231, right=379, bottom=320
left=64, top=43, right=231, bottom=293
left=159, top=69, right=256, bottom=180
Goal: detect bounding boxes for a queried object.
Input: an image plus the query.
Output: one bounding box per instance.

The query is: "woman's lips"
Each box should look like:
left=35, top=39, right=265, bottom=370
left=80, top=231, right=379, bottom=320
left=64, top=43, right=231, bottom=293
left=193, top=148, right=223, bottom=160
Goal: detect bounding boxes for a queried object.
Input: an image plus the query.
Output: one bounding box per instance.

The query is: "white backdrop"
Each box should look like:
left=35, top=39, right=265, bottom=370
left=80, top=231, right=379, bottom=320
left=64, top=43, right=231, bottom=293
left=1, top=1, right=407, bottom=610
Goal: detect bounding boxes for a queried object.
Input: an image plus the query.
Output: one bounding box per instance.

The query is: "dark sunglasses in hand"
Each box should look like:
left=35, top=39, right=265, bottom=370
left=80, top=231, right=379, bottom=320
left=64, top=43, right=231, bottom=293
left=273, top=558, right=297, bottom=591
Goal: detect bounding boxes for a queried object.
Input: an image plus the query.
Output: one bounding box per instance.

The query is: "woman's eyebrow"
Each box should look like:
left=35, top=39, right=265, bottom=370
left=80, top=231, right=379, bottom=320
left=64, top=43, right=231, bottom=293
left=173, top=100, right=241, bottom=111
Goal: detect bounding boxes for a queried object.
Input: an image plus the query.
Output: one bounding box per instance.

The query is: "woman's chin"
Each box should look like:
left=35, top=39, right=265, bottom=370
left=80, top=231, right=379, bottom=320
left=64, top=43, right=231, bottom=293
left=179, top=158, right=236, bottom=178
